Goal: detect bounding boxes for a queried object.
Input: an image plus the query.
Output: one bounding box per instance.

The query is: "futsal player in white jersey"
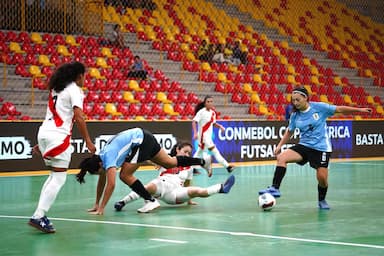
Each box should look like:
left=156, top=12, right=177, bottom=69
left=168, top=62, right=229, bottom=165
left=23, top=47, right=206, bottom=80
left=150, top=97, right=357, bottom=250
left=259, top=87, right=372, bottom=209
left=28, top=62, right=96, bottom=233
left=192, top=96, right=234, bottom=177
left=76, top=128, right=213, bottom=214
left=114, top=141, right=235, bottom=212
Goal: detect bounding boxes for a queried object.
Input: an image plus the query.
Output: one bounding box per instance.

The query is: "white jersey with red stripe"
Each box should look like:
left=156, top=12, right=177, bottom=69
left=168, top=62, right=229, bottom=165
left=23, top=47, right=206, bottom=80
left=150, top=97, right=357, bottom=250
left=158, top=166, right=193, bottom=187
left=193, top=107, right=217, bottom=149
left=39, top=82, right=84, bottom=135
left=150, top=166, right=194, bottom=204
left=37, top=82, right=84, bottom=168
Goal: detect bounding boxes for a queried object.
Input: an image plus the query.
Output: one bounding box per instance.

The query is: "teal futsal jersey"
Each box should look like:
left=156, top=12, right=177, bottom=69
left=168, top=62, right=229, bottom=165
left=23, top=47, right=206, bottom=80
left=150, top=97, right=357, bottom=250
left=288, top=102, right=336, bottom=152
left=99, top=128, right=144, bottom=170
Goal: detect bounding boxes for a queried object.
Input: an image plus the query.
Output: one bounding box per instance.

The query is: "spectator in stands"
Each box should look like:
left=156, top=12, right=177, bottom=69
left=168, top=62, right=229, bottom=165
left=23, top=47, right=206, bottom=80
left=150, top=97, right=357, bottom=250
left=231, top=40, right=248, bottom=65
left=28, top=62, right=96, bottom=234
left=110, top=24, right=125, bottom=48
left=127, top=55, right=148, bottom=80
left=212, top=44, right=232, bottom=64
left=197, top=39, right=209, bottom=61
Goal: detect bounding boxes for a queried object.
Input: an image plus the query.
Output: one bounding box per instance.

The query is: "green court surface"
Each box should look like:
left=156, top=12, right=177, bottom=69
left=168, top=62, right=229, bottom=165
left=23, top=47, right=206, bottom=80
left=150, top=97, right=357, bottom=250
left=0, top=160, right=383, bottom=256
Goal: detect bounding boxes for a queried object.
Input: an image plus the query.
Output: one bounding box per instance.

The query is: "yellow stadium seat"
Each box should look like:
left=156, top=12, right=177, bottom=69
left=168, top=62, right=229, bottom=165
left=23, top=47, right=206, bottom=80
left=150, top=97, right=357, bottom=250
left=65, top=35, right=79, bottom=46
left=156, top=92, right=171, bottom=103
left=287, top=65, right=297, bottom=75
left=255, top=56, right=265, bottom=65
left=9, top=42, right=25, bottom=54
left=185, top=52, right=197, bottom=62
left=217, top=73, right=227, bottom=83
left=364, top=69, right=373, bottom=77
left=135, top=116, right=146, bottom=121
left=105, top=103, right=121, bottom=116
left=29, top=65, right=45, bottom=78
left=253, top=74, right=263, bottom=84
left=334, top=76, right=343, bottom=86
left=101, top=47, right=116, bottom=58
left=319, top=94, right=329, bottom=103
left=38, top=54, right=54, bottom=66
left=201, top=62, right=212, bottom=72
left=349, top=60, right=357, bottom=68
left=280, top=56, right=288, bottom=65
left=311, top=76, right=322, bottom=85
left=31, top=32, right=44, bottom=44
left=287, top=75, right=298, bottom=85
left=259, top=104, right=271, bottom=115
left=366, top=95, right=375, bottom=105
left=57, top=45, right=72, bottom=56
left=310, top=66, right=319, bottom=76
left=128, top=80, right=143, bottom=91
left=243, top=83, right=254, bottom=94
left=303, top=85, right=313, bottom=95
left=376, top=105, right=384, bottom=114
left=89, top=68, right=105, bottom=80
left=123, top=91, right=138, bottom=103
left=343, top=95, right=353, bottom=105
left=163, top=103, right=179, bottom=116
left=250, top=93, right=262, bottom=104
left=96, top=57, right=111, bottom=69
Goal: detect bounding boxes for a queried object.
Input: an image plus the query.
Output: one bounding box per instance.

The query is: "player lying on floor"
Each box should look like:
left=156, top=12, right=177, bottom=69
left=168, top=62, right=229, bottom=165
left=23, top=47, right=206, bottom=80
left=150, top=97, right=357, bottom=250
left=114, top=141, right=235, bottom=213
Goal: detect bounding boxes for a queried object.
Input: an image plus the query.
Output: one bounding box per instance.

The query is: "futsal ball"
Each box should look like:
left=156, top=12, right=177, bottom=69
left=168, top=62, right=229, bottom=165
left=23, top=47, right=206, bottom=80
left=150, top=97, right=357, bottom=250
left=258, top=193, right=276, bottom=211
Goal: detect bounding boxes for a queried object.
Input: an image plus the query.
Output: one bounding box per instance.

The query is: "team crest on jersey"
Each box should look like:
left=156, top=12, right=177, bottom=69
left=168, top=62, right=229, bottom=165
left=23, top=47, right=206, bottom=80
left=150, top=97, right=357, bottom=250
left=313, top=113, right=319, bottom=120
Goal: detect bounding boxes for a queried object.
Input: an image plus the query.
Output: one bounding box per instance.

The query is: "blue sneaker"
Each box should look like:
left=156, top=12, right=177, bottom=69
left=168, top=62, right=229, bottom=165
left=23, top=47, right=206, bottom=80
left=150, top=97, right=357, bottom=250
left=220, top=175, right=235, bottom=193
left=258, top=186, right=281, bottom=198
left=114, top=201, right=126, bottom=211
left=318, top=200, right=330, bottom=210
left=28, top=216, right=55, bottom=233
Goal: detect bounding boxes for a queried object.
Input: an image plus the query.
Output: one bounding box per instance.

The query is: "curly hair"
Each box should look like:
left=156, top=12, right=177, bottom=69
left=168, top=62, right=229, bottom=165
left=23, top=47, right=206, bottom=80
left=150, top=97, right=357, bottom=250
left=76, top=155, right=102, bottom=184
left=48, top=61, right=85, bottom=93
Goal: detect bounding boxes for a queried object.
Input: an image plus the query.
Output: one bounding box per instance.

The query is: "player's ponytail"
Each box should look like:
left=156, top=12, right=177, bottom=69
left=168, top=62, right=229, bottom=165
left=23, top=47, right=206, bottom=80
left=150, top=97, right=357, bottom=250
left=76, top=155, right=101, bottom=184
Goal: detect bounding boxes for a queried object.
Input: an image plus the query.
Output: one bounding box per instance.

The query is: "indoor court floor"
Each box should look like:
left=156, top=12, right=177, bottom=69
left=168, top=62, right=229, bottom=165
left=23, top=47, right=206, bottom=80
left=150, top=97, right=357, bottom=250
left=0, top=159, right=383, bottom=256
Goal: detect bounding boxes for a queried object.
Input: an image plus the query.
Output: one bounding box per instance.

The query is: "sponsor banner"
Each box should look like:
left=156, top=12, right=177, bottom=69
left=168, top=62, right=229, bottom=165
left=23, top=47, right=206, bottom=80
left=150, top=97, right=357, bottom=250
left=203, top=120, right=381, bottom=162
left=0, top=120, right=382, bottom=172
left=0, top=121, right=190, bottom=172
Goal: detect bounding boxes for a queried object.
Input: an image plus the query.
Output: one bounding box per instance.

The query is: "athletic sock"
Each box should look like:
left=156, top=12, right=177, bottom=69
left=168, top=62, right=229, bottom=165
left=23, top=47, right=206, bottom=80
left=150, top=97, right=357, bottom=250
left=122, top=192, right=140, bottom=204
left=272, top=166, right=286, bottom=189
left=318, top=185, right=328, bottom=201
left=33, top=172, right=67, bottom=219
left=129, top=179, right=154, bottom=201
left=176, top=155, right=204, bottom=167
left=210, top=147, right=229, bottom=168
left=206, top=184, right=221, bottom=195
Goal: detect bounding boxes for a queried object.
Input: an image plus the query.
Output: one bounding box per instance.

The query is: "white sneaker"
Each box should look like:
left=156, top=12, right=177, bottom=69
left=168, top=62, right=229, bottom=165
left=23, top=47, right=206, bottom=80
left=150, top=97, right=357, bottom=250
left=137, top=199, right=160, bottom=213
left=202, top=154, right=212, bottom=177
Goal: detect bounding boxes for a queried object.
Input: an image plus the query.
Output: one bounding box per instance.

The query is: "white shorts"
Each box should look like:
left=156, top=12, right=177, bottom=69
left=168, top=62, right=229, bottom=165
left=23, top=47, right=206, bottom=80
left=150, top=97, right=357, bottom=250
left=151, top=176, right=189, bottom=205
left=38, top=130, right=72, bottom=168
left=199, top=135, right=215, bottom=150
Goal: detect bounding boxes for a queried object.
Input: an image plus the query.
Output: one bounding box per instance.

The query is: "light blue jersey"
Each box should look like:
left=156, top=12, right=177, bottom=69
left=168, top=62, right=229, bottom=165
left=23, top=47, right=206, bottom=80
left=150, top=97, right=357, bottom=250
left=99, top=128, right=144, bottom=170
left=288, top=102, right=336, bottom=152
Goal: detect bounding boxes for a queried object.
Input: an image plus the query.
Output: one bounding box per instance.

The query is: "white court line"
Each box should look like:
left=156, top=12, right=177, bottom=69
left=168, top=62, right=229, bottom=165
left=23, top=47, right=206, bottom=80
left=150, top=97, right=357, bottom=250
left=150, top=238, right=188, bottom=244
left=1, top=215, right=383, bottom=250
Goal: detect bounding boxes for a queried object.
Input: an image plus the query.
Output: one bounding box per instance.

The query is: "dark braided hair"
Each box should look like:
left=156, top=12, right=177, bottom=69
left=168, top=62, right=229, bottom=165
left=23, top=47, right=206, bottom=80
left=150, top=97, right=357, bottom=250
left=194, top=95, right=212, bottom=115
left=48, top=61, right=85, bottom=93
left=76, top=155, right=102, bottom=184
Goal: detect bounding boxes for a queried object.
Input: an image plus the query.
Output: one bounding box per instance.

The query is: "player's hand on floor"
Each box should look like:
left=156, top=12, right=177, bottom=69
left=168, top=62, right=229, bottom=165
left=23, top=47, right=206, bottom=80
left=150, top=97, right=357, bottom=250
left=188, top=200, right=198, bottom=205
